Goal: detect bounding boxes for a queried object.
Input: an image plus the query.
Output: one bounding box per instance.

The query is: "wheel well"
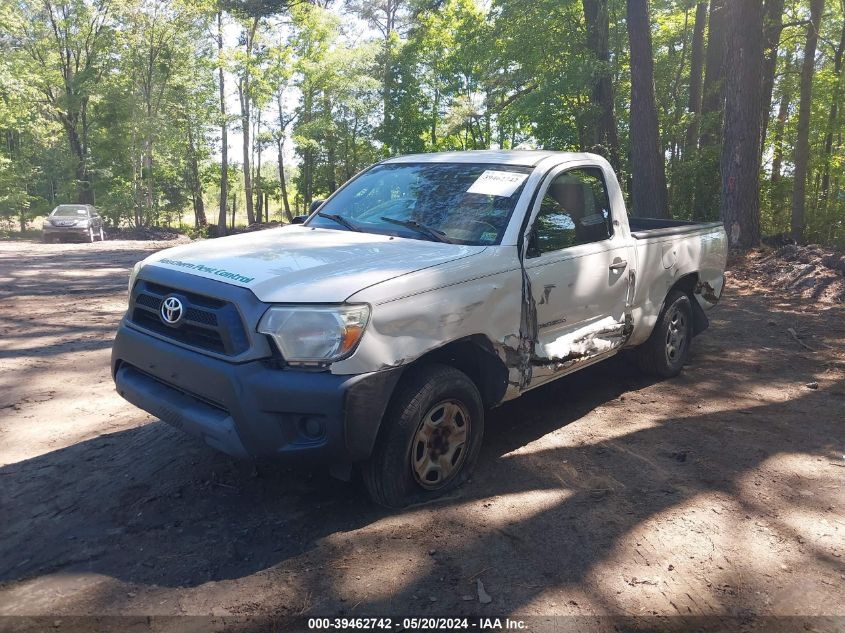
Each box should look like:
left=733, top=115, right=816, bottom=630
left=668, top=272, right=709, bottom=336
left=408, top=335, right=509, bottom=409
left=670, top=273, right=699, bottom=297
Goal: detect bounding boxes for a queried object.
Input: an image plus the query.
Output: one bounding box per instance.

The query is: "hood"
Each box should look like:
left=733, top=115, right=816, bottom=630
left=142, top=225, right=486, bottom=303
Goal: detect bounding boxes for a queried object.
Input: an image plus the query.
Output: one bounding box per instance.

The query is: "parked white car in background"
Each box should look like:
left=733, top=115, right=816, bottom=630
left=112, top=151, right=727, bottom=507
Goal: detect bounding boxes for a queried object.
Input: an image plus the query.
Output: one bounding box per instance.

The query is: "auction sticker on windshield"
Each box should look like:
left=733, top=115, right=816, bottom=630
left=466, top=170, right=528, bottom=197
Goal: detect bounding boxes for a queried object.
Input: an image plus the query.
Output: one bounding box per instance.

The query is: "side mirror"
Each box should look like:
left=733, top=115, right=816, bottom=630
left=291, top=215, right=308, bottom=224
left=309, top=199, right=325, bottom=214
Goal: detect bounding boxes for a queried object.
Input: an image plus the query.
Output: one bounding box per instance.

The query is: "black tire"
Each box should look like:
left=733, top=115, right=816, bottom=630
left=41, top=234, right=51, bottom=243
left=362, top=364, right=484, bottom=508
left=634, top=290, right=693, bottom=378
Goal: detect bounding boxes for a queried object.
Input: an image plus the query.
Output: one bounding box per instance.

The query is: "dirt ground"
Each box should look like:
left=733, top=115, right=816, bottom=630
left=0, top=239, right=843, bottom=629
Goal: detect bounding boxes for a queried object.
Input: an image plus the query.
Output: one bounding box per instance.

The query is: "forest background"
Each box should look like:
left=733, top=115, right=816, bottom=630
left=1, top=0, right=843, bottom=248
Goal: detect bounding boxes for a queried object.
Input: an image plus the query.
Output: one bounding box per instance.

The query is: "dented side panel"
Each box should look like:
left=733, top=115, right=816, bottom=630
left=511, top=156, right=639, bottom=389
left=521, top=241, right=634, bottom=387
left=332, top=248, right=525, bottom=401
left=626, top=227, right=727, bottom=347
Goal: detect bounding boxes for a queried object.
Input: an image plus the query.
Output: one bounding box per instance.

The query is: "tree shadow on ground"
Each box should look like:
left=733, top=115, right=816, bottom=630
left=1, top=354, right=842, bottom=618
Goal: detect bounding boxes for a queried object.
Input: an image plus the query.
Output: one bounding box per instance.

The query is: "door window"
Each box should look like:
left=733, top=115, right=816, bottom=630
left=530, top=168, right=613, bottom=255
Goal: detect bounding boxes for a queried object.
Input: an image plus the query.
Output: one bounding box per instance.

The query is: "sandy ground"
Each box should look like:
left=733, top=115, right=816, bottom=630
left=0, top=239, right=843, bottom=627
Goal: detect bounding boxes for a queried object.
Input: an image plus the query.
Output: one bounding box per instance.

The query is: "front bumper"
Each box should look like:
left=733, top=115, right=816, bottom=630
left=112, top=321, right=402, bottom=463
left=43, top=225, right=89, bottom=237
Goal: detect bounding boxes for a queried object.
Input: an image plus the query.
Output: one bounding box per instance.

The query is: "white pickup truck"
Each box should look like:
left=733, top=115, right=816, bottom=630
left=112, top=151, right=727, bottom=507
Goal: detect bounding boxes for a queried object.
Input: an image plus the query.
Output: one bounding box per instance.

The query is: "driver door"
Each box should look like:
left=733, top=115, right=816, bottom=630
left=523, top=165, right=631, bottom=387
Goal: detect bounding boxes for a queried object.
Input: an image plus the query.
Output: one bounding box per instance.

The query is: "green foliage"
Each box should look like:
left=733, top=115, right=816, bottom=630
left=1, top=0, right=844, bottom=244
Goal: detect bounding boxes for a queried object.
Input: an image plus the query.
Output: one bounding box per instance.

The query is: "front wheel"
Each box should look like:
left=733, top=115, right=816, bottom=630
left=634, top=290, right=693, bottom=378
left=362, top=364, right=484, bottom=508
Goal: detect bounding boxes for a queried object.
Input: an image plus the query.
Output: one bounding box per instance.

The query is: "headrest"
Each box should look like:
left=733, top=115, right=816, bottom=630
left=548, top=182, right=586, bottom=217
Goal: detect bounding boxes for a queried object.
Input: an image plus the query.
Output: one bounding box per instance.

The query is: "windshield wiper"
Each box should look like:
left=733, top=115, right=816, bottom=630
left=380, top=216, right=455, bottom=244
left=317, top=211, right=361, bottom=232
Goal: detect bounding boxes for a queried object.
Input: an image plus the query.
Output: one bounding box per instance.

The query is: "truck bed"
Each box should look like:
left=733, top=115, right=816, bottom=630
left=629, top=217, right=724, bottom=240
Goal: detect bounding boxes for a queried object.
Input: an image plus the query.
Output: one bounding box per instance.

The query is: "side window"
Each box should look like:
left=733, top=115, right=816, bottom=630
left=531, top=167, right=613, bottom=255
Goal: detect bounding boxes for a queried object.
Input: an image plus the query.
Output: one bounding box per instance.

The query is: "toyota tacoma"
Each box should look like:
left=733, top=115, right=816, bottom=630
left=112, top=151, right=727, bottom=507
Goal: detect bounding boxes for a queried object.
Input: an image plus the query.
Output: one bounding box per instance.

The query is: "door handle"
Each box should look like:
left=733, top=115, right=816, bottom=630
left=609, top=260, right=628, bottom=271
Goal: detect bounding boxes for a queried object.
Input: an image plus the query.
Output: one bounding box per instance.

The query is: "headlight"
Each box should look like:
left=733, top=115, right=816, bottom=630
left=258, top=304, right=370, bottom=364
left=128, top=261, right=143, bottom=293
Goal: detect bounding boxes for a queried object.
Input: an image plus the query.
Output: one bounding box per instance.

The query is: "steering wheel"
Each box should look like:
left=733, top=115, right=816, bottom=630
left=378, top=197, right=415, bottom=214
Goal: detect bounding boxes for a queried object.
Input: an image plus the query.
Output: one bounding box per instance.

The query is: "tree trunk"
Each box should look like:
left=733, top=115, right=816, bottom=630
left=790, top=0, right=825, bottom=243
left=821, top=16, right=845, bottom=202
left=38, top=0, right=102, bottom=206
left=276, top=93, right=293, bottom=222
left=770, top=85, right=790, bottom=232
left=582, top=0, right=620, bottom=167
left=217, top=11, right=228, bottom=236
left=187, top=124, right=206, bottom=227
left=684, top=2, right=707, bottom=153
left=381, top=0, right=398, bottom=153
left=64, top=118, right=94, bottom=205
left=431, top=87, right=439, bottom=149
left=693, top=0, right=727, bottom=219
left=667, top=9, right=690, bottom=208
left=771, top=88, right=790, bottom=186
left=255, top=110, right=262, bottom=224
left=324, top=93, right=338, bottom=192
left=760, top=0, right=785, bottom=154
left=699, top=0, right=727, bottom=147
left=626, top=0, right=669, bottom=218
left=142, top=133, right=154, bottom=225
left=239, top=17, right=258, bottom=227
left=301, top=86, right=314, bottom=208
left=720, top=0, right=764, bottom=249
left=239, top=78, right=255, bottom=226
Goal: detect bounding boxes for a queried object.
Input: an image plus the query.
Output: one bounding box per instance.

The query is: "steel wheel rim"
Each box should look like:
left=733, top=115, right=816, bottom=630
left=665, top=306, right=688, bottom=364
left=410, top=399, right=471, bottom=490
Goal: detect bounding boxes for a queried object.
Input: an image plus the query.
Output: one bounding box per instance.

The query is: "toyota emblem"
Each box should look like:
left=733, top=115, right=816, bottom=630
left=160, top=296, right=184, bottom=325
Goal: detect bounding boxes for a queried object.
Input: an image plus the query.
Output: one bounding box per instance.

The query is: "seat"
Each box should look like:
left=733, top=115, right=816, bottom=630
left=547, top=181, right=607, bottom=244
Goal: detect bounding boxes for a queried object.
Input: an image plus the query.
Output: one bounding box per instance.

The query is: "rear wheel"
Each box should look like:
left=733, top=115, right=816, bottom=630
left=362, top=364, right=484, bottom=508
left=634, top=290, right=692, bottom=378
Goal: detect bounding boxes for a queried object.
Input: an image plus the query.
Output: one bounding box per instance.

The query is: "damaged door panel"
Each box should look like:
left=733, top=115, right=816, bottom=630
left=516, top=165, right=636, bottom=389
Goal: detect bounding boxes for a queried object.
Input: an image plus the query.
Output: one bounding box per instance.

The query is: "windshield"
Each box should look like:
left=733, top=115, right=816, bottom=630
left=52, top=205, right=90, bottom=217
left=307, top=162, right=532, bottom=245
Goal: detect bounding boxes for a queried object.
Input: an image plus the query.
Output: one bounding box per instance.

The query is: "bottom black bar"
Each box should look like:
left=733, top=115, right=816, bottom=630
left=0, top=616, right=843, bottom=633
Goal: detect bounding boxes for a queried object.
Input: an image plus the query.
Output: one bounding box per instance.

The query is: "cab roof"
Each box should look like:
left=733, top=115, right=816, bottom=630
left=383, top=150, right=599, bottom=168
